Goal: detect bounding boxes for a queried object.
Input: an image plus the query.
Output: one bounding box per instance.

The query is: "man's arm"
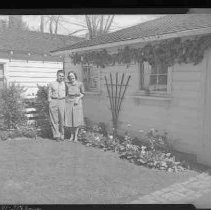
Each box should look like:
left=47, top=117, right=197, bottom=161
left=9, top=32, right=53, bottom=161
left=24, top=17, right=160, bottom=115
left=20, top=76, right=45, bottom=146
left=48, top=83, right=52, bottom=102
left=74, top=82, right=85, bottom=105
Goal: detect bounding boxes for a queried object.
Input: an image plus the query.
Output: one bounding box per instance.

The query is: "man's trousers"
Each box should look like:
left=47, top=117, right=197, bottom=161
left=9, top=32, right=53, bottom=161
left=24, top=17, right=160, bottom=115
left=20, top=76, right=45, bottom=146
left=49, top=99, right=65, bottom=139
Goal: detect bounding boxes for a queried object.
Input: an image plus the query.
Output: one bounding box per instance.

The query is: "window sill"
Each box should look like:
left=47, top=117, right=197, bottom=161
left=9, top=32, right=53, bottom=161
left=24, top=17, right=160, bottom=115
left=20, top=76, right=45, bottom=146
left=131, top=92, right=172, bottom=101
left=84, top=91, right=101, bottom=95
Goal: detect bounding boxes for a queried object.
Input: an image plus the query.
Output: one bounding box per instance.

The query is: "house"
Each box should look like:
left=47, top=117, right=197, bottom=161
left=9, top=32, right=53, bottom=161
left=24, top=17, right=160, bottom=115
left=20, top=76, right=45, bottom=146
left=51, top=14, right=211, bottom=166
left=0, top=28, right=82, bottom=98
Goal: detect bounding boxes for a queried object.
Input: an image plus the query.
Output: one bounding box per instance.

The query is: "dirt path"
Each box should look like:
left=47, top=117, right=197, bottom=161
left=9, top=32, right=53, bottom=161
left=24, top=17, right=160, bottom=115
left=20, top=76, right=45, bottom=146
left=0, top=138, right=198, bottom=204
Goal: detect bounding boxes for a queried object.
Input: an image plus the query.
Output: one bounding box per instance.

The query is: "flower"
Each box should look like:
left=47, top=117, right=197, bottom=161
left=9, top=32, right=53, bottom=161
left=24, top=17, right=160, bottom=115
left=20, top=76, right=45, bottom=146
left=95, top=136, right=100, bottom=141
left=150, top=128, right=155, bottom=132
left=127, top=124, right=131, bottom=127
left=108, top=135, right=113, bottom=140
left=165, top=153, right=171, bottom=157
left=138, top=130, right=144, bottom=133
left=140, top=146, right=146, bottom=154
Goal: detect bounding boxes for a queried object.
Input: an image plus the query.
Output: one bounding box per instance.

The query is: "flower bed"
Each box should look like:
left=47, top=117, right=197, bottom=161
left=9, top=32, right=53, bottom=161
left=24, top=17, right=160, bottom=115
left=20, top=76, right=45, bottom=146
left=78, top=124, right=190, bottom=172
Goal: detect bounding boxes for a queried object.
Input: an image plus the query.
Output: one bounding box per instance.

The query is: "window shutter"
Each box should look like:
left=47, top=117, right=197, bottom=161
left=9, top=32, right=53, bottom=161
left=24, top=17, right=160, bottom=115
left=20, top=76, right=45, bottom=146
left=143, top=62, right=151, bottom=89
left=167, top=66, right=173, bottom=94
left=140, top=62, right=144, bottom=89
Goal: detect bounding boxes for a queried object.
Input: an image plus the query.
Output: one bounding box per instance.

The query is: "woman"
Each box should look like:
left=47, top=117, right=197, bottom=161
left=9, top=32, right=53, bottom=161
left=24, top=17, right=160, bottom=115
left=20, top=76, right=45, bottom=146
left=65, top=71, right=85, bottom=142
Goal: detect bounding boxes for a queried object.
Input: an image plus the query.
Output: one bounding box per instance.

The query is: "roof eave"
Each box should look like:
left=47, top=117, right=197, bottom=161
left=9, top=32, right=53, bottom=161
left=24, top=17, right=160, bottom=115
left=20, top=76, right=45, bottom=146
left=50, top=27, right=211, bottom=56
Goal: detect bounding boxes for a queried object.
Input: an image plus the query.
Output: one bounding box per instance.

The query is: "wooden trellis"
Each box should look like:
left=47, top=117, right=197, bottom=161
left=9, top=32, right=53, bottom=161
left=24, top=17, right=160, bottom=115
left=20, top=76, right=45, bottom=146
left=105, top=73, right=131, bottom=137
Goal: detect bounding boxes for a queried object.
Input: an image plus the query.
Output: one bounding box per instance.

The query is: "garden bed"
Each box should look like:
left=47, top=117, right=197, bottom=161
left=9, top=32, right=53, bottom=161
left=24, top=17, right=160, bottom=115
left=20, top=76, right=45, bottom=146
left=76, top=122, right=205, bottom=173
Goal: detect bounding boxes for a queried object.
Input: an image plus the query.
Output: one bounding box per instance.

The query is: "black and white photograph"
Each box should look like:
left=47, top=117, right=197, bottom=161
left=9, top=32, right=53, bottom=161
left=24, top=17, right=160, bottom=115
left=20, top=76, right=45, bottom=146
left=0, top=10, right=211, bottom=208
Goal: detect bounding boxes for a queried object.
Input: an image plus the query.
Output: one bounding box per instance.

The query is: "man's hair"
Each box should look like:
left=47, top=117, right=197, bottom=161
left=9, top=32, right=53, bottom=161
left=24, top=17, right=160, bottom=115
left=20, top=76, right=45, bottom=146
left=57, top=69, right=65, bottom=75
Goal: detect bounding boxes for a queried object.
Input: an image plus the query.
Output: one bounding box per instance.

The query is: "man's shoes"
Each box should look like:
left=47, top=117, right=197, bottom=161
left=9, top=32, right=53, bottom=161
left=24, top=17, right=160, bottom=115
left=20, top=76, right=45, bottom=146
left=55, top=137, right=61, bottom=142
left=60, top=135, right=65, bottom=141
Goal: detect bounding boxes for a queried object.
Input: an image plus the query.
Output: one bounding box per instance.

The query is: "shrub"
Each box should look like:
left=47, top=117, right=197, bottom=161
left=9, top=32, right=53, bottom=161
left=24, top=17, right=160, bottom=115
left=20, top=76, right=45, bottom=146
left=0, top=83, right=27, bottom=129
left=34, top=85, right=52, bottom=138
left=0, top=126, right=37, bottom=141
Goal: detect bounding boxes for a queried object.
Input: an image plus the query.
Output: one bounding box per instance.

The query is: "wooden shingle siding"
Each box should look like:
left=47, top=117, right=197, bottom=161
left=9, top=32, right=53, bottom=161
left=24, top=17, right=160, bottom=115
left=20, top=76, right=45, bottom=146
left=5, top=59, right=63, bottom=97
left=172, top=81, right=201, bottom=91
left=173, top=71, right=201, bottom=82
left=165, top=58, right=206, bottom=153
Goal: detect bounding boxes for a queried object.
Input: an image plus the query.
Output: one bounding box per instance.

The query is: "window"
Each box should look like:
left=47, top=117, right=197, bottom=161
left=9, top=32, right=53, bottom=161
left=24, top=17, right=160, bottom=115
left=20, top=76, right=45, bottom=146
left=140, top=61, right=170, bottom=94
left=82, top=65, right=99, bottom=92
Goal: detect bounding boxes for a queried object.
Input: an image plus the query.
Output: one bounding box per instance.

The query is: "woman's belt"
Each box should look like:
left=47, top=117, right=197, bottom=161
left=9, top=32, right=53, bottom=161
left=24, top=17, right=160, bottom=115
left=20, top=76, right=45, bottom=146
left=68, top=94, right=80, bottom=97
left=51, top=97, right=65, bottom=100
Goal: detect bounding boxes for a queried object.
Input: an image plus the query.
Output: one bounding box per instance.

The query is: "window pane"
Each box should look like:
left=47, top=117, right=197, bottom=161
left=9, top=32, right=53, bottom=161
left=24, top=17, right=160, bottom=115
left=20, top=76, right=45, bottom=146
left=150, top=75, right=157, bottom=85
left=153, top=86, right=167, bottom=91
left=82, top=65, right=98, bottom=91
left=159, top=64, right=168, bottom=74
left=158, top=75, right=167, bottom=85
left=151, top=65, right=157, bottom=74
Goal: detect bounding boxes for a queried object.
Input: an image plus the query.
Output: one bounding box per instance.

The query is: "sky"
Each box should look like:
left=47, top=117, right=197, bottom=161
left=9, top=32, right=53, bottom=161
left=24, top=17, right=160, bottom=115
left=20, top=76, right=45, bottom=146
left=22, top=15, right=164, bottom=36
left=0, top=15, right=164, bottom=36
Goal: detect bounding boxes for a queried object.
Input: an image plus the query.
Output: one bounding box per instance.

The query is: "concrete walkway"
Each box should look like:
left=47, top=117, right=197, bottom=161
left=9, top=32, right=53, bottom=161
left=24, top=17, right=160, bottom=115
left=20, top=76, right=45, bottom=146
left=130, top=172, right=211, bottom=208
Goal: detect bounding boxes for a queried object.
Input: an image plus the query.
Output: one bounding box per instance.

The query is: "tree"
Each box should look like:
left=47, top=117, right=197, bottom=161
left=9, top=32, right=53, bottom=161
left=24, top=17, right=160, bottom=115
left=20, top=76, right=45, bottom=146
left=8, top=15, right=29, bottom=30
left=40, top=15, right=45, bottom=32
left=39, top=15, right=62, bottom=34
left=36, top=15, right=117, bottom=36
left=67, top=15, right=115, bottom=39
left=85, top=15, right=115, bottom=39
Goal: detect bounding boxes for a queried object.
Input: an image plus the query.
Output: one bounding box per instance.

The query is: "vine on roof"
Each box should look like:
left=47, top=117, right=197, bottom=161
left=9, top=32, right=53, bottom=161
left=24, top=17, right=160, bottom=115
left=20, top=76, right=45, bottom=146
left=70, top=34, right=211, bottom=68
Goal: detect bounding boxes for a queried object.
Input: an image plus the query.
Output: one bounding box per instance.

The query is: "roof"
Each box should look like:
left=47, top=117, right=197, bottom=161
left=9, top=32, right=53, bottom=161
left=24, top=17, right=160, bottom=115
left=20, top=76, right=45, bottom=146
left=52, top=14, right=211, bottom=53
left=0, top=28, right=83, bottom=55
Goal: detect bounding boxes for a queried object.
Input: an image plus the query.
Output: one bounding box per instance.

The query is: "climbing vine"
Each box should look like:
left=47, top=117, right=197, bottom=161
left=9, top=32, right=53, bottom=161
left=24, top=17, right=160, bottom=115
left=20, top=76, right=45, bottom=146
left=70, top=34, right=211, bottom=68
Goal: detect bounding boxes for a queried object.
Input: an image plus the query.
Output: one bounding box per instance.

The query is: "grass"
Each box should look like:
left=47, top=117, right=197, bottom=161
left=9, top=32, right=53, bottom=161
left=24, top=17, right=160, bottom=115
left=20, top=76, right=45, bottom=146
left=0, top=137, right=199, bottom=204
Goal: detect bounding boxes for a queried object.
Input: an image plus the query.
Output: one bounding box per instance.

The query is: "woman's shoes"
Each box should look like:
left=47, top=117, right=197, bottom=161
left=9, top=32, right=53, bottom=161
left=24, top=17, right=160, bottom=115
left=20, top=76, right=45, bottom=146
left=67, top=135, right=78, bottom=143
left=69, top=135, right=74, bottom=142
left=73, top=136, right=78, bottom=143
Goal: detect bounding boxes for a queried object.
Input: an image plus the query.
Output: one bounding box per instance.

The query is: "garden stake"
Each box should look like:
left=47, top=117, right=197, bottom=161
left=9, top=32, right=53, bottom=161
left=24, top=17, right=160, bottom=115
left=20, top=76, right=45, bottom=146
left=116, top=73, right=125, bottom=115
left=114, top=72, right=118, bottom=120
left=110, top=73, right=115, bottom=118
left=105, top=76, right=114, bottom=118
left=105, top=75, right=116, bottom=135
left=110, top=73, right=118, bottom=136
left=105, top=73, right=131, bottom=138
left=117, top=75, right=131, bottom=117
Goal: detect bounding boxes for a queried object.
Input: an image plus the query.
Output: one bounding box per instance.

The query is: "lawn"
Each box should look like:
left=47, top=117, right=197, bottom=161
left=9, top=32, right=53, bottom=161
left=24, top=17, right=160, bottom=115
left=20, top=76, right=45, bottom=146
left=0, top=137, right=198, bottom=204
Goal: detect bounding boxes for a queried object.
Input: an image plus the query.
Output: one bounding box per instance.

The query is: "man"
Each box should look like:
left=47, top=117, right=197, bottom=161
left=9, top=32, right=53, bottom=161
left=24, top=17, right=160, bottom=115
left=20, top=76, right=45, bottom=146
left=48, top=70, right=66, bottom=141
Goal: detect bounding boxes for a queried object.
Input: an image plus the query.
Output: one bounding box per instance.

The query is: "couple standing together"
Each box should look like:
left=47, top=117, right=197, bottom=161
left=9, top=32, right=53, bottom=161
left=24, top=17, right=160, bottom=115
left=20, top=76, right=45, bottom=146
left=48, top=70, right=85, bottom=142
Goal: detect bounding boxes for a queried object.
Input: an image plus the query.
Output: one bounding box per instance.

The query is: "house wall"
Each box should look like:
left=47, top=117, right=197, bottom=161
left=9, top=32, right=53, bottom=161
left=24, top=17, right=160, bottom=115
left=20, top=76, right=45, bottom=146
left=63, top=45, right=210, bottom=164
left=197, top=49, right=211, bottom=165
left=0, top=58, right=63, bottom=98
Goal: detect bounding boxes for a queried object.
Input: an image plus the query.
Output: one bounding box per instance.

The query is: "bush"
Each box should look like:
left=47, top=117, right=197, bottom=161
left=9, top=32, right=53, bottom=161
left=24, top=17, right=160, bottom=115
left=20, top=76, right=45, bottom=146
left=0, top=83, right=27, bottom=129
left=0, top=127, right=37, bottom=141
left=34, top=85, right=52, bottom=138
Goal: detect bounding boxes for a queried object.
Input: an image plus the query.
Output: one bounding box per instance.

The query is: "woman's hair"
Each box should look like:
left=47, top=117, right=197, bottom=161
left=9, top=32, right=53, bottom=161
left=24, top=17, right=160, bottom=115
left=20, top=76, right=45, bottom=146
left=67, top=71, right=78, bottom=80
